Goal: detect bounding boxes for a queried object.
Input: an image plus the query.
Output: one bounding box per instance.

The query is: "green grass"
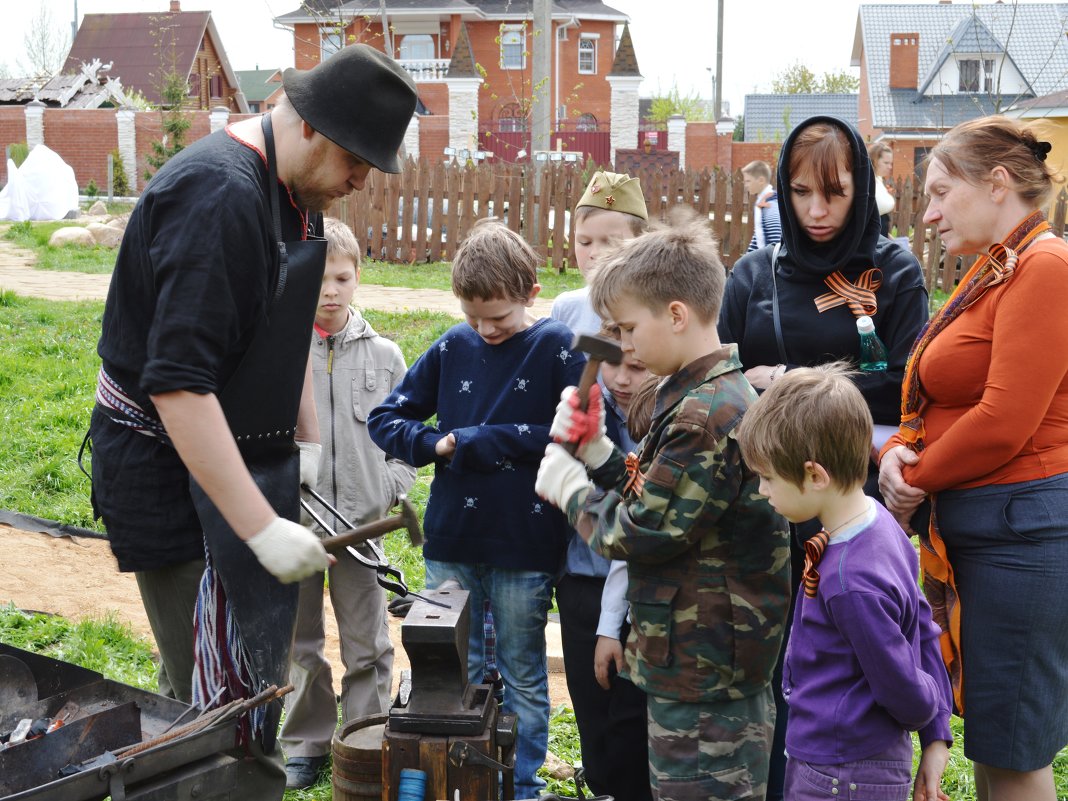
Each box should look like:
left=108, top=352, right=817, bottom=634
left=361, top=259, right=585, bottom=298
left=0, top=605, right=156, bottom=691
left=3, top=221, right=119, bottom=274
left=0, top=293, right=104, bottom=528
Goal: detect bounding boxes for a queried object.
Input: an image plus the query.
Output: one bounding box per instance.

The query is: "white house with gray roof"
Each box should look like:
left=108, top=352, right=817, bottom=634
left=852, top=1, right=1068, bottom=178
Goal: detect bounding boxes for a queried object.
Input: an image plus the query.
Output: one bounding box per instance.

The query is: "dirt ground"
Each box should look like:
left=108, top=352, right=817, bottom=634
left=0, top=526, right=572, bottom=708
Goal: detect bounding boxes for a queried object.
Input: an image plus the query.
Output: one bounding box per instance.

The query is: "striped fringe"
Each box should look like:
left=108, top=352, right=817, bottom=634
left=95, top=368, right=169, bottom=440
left=192, top=550, right=265, bottom=746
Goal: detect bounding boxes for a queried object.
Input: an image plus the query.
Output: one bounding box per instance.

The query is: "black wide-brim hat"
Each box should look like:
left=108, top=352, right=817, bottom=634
left=283, top=44, right=418, bottom=174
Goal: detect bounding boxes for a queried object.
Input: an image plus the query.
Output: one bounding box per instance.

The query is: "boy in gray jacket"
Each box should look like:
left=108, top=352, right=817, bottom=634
left=280, top=218, right=417, bottom=790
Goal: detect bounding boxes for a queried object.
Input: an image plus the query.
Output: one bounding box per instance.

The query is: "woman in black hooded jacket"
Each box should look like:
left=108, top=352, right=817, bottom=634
left=719, top=116, right=927, bottom=424
left=718, top=116, right=929, bottom=801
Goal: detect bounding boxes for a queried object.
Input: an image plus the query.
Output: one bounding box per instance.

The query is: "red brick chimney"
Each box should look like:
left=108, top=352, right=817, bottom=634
left=170, top=1, right=181, bottom=11
left=889, top=33, right=920, bottom=89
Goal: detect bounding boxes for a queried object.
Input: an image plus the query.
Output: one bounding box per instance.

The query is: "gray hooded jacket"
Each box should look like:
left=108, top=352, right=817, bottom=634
left=310, top=308, right=417, bottom=527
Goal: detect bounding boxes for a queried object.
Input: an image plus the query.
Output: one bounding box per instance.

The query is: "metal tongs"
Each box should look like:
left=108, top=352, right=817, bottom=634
left=299, top=485, right=449, bottom=609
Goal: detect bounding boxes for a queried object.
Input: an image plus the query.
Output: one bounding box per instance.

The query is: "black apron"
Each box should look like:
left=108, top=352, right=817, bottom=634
left=189, top=114, right=326, bottom=752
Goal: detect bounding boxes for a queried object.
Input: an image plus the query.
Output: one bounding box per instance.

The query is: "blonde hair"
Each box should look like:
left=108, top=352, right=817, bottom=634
left=450, top=218, right=539, bottom=302
left=588, top=206, right=725, bottom=323
left=737, top=362, right=871, bottom=490
left=323, top=217, right=361, bottom=267
left=867, top=141, right=892, bottom=164
left=742, top=160, right=772, bottom=183
left=574, top=205, right=647, bottom=236
left=928, top=116, right=1064, bottom=207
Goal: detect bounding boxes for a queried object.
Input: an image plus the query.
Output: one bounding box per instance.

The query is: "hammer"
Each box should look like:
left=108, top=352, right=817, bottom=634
left=567, top=332, right=624, bottom=456
left=300, top=486, right=423, bottom=554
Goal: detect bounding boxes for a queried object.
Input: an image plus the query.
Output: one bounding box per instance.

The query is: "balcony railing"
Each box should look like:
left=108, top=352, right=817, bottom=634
left=397, top=58, right=450, bottom=82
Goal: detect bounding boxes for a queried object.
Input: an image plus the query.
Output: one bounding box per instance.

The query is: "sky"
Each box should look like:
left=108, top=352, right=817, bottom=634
left=0, top=0, right=994, bottom=115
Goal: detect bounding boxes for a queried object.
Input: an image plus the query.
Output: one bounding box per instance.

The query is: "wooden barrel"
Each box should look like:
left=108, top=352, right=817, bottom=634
left=332, top=713, right=387, bottom=801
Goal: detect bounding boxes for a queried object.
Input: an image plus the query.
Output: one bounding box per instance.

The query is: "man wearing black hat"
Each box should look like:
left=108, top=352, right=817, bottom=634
left=87, top=45, right=418, bottom=799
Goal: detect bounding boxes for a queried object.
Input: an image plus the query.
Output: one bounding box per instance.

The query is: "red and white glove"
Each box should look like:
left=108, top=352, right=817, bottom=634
left=549, top=386, right=613, bottom=468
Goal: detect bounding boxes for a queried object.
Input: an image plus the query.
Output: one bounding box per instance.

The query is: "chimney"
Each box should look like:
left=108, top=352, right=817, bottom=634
left=889, top=33, right=919, bottom=89
left=170, top=1, right=181, bottom=11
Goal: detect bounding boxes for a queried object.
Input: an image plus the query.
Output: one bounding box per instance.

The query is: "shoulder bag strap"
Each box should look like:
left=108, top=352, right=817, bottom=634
left=770, top=242, right=788, bottom=365
left=260, top=114, right=288, bottom=307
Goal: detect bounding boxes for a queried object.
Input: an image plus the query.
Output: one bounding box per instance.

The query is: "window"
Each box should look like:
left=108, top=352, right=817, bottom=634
left=321, top=30, right=345, bottom=61
left=578, top=38, right=596, bottom=74
left=958, top=58, right=995, bottom=92
left=500, top=25, right=525, bottom=70
left=498, top=102, right=528, bottom=132
left=248, top=101, right=261, bottom=113
left=913, top=146, right=932, bottom=180
left=400, top=34, right=435, bottom=61
left=576, top=113, right=598, bottom=131
left=187, top=73, right=201, bottom=99
left=209, top=74, right=223, bottom=98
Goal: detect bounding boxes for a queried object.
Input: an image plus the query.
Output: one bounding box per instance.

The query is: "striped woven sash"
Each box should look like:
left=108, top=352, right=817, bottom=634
left=814, top=268, right=882, bottom=318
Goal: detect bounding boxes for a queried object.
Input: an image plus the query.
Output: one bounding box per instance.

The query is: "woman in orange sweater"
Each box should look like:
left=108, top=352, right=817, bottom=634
left=879, top=116, right=1068, bottom=801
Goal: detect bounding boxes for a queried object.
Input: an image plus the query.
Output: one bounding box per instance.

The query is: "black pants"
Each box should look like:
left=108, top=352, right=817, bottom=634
left=556, top=574, right=652, bottom=801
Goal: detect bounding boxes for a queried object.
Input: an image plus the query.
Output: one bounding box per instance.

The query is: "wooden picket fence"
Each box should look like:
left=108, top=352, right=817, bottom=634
left=332, top=157, right=757, bottom=270
left=886, top=175, right=1068, bottom=293
left=332, top=157, right=1068, bottom=292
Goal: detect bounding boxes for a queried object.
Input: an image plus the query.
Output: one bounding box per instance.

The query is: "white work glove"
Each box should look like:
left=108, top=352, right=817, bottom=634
left=297, top=441, right=321, bottom=488
left=246, top=517, right=331, bottom=583
left=549, top=386, right=614, bottom=469
left=536, top=443, right=592, bottom=510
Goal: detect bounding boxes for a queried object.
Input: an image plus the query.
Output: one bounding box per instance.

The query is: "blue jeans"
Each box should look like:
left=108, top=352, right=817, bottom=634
left=425, top=561, right=553, bottom=799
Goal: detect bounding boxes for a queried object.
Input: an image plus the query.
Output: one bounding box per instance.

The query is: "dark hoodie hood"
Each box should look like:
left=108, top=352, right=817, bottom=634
left=776, top=115, right=883, bottom=280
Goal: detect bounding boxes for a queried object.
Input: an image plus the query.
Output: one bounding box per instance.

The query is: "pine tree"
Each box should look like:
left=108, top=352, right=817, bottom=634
left=143, top=71, right=192, bottom=182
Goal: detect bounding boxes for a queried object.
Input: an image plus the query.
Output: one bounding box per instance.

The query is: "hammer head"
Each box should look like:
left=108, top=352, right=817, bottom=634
left=396, top=494, right=423, bottom=547
left=572, top=332, right=623, bottom=365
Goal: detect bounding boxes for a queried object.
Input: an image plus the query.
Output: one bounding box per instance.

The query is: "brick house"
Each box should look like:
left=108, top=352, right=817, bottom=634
left=235, top=68, right=285, bottom=114
left=62, top=0, right=249, bottom=112
left=851, top=1, right=1068, bottom=182
left=274, top=0, right=628, bottom=162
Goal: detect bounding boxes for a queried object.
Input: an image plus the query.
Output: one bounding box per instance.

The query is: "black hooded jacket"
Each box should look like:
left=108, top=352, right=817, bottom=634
left=718, top=116, right=928, bottom=425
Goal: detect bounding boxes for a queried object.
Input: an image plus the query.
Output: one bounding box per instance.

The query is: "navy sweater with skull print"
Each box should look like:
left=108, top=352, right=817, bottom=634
left=368, top=318, right=586, bottom=573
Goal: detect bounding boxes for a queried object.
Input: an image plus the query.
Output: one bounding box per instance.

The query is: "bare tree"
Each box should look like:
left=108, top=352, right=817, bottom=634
left=19, top=5, right=71, bottom=78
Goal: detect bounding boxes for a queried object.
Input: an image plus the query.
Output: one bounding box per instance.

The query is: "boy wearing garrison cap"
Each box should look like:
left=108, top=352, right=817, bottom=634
left=551, top=170, right=649, bottom=335
left=88, top=44, right=417, bottom=799
left=551, top=171, right=653, bottom=801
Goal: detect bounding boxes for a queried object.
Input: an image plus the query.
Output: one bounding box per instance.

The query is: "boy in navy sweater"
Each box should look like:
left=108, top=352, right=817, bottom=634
left=736, top=363, right=952, bottom=801
left=368, top=219, right=585, bottom=797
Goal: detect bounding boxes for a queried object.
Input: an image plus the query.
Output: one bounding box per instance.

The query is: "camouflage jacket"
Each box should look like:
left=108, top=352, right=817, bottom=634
left=567, top=346, right=790, bottom=702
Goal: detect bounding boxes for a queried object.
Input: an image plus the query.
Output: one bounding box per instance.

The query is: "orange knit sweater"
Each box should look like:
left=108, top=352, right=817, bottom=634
left=897, top=238, right=1068, bottom=492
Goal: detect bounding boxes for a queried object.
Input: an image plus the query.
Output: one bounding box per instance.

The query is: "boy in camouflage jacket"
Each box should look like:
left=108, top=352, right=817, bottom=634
left=537, top=209, right=791, bottom=801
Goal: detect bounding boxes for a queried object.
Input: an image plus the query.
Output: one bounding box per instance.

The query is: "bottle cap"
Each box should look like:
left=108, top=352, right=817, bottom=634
left=856, top=315, right=875, bottom=334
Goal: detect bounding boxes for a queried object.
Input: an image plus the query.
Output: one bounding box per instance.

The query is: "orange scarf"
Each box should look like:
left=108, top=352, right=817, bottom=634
left=897, top=210, right=1050, bottom=715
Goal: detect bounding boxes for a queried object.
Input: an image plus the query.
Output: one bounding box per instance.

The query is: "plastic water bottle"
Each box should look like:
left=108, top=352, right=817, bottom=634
left=857, top=315, right=888, bottom=371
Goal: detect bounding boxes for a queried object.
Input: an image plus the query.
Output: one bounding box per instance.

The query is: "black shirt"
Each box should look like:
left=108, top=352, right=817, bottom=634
left=91, top=128, right=311, bottom=571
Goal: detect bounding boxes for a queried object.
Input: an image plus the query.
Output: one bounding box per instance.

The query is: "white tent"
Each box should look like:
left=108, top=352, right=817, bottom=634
left=0, top=144, right=79, bottom=221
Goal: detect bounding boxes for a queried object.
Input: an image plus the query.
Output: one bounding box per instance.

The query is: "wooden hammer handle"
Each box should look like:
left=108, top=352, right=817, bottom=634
left=321, top=517, right=405, bottom=554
